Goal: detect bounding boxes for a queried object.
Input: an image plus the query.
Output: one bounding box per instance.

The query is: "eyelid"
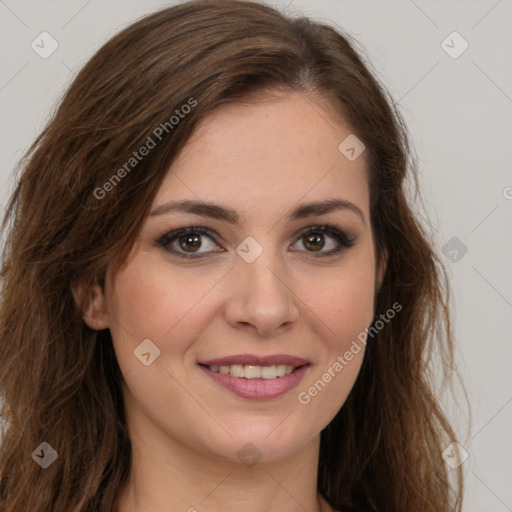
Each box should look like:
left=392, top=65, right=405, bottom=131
left=290, top=223, right=354, bottom=245
left=289, top=223, right=356, bottom=257
left=156, top=225, right=222, bottom=257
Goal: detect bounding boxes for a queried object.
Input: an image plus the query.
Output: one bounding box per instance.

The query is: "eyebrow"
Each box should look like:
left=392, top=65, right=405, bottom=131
left=149, top=198, right=366, bottom=225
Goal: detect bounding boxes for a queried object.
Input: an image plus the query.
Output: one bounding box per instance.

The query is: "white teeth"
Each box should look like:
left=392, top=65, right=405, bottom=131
left=207, top=363, right=297, bottom=379
left=260, top=365, right=276, bottom=379
left=231, top=364, right=244, bottom=378
left=244, top=365, right=261, bottom=379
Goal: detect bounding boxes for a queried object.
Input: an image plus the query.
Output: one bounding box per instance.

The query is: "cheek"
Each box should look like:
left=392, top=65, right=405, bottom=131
left=293, top=250, right=375, bottom=419
left=108, top=258, right=201, bottom=335
left=304, top=254, right=376, bottom=348
left=105, top=256, right=226, bottom=373
left=104, top=260, right=173, bottom=371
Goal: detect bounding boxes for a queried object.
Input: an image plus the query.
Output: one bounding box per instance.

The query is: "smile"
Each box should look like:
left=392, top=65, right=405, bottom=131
left=198, top=362, right=310, bottom=399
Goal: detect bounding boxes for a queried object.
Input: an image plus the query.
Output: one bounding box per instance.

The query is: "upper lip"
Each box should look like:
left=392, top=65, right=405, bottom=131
left=199, top=354, right=310, bottom=367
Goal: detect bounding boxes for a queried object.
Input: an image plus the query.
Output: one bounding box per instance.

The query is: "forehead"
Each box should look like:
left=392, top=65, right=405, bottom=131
left=153, top=92, right=369, bottom=224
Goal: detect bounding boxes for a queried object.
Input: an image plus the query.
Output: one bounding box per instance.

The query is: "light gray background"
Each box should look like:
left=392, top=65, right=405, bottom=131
left=0, top=1, right=511, bottom=510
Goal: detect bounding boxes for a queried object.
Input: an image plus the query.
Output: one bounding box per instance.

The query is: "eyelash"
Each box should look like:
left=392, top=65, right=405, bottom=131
left=156, top=223, right=356, bottom=260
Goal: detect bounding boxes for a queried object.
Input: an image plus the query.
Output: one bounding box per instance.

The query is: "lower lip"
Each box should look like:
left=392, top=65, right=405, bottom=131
left=199, top=364, right=310, bottom=399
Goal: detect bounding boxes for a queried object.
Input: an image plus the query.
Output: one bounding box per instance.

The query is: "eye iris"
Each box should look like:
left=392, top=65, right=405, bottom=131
left=304, top=232, right=324, bottom=251
left=179, top=233, right=201, bottom=252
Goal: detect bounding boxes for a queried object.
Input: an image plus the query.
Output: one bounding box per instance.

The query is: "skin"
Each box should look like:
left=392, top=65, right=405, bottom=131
left=81, top=91, right=386, bottom=512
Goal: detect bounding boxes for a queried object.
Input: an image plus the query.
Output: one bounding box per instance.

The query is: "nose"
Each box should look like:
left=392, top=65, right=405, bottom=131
left=223, top=249, right=300, bottom=337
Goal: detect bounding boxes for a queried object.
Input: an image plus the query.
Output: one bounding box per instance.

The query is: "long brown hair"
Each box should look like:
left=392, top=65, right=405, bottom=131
left=0, top=1, right=464, bottom=510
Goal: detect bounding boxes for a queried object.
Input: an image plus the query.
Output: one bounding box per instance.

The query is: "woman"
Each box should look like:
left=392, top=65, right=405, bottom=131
left=0, top=1, right=464, bottom=510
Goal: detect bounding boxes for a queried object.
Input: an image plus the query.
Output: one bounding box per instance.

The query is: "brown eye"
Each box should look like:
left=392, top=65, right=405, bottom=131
left=291, top=225, right=356, bottom=257
left=157, top=226, right=223, bottom=259
left=178, top=233, right=202, bottom=252
left=303, top=232, right=325, bottom=251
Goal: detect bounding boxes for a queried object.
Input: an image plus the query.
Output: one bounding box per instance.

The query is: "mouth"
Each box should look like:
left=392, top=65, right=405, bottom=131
left=197, top=354, right=310, bottom=399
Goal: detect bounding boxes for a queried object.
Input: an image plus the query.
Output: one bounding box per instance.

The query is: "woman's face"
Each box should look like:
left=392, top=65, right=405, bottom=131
left=91, top=91, right=384, bottom=463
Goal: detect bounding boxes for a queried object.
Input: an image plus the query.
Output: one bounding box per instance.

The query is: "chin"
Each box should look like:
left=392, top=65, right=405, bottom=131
left=198, top=416, right=316, bottom=464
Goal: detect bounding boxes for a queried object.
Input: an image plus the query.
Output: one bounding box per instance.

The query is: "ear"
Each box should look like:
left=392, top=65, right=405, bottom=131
left=376, top=248, right=388, bottom=292
left=71, top=278, right=110, bottom=331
